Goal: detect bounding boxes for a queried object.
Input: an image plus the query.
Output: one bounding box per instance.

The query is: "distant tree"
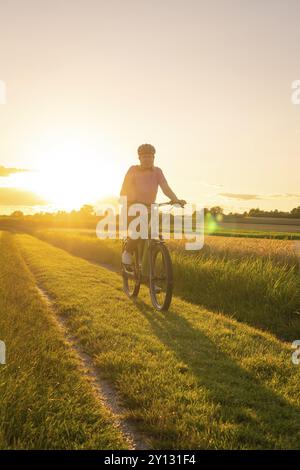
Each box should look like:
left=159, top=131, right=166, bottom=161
left=209, top=206, right=223, bottom=217
left=79, top=204, right=95, bottom=216
left=291, top=206, right=300, bottom=217
left=248, top=208, right=261, bottom=216
left=11, top=210, right=24, bottom=217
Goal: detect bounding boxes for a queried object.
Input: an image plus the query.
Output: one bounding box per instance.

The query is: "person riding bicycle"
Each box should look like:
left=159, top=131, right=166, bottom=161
left=120, top=143, right=186, bottom=265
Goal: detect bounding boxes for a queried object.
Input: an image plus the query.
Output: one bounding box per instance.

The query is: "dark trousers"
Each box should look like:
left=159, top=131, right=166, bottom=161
left=124, top=206, right=151, bottom=254
left=125, top=237, right=145, bottom=254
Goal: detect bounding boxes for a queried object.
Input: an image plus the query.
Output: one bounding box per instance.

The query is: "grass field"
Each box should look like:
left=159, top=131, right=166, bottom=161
left=36, top=230, right=300, bottom=341
left=1, top=216, right=300, bottom=240
left=0, top=231, right=127, bottom=450
left=0, top=231, right=299, bottom=448
left=207, top=228, right=300, bottom=240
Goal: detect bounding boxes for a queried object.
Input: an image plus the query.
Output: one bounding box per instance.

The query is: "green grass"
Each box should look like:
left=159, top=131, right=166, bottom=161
left=36, top=230, right=300, bottom=341
left=2, top=216, right=300, bottom=240
left=170, top=250, right=300, bottom=341
left=207, top=228, right=300, bottom=240
left=0, top=231, right=128, bottom=450
left=14, top=233, right=300, bottom=449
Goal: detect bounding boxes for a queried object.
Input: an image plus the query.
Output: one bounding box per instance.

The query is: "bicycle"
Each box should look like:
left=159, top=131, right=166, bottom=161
left=122, top=201, right=185, bottom=311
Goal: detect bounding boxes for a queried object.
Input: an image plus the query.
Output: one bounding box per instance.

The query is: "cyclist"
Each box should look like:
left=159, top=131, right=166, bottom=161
left=120, top=143, right=186, bottom=265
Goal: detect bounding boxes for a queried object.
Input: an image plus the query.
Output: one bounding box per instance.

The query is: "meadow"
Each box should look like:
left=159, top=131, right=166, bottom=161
left=36, top=229, right=300, bottom=341
left=0, top=231, right=127, bottom=450
left=1, top=227, right=300, bottom=449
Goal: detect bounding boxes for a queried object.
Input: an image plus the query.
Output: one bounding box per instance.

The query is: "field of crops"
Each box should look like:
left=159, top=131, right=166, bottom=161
left=1, top=228, right=300, bottom=449
left=36, top=230, right=300, bottom=341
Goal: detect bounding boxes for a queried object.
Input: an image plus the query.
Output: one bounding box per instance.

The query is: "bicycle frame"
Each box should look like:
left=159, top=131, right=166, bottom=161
left=138, top=234, right=164, bottom=280
left=123, top=200, right=181, bottom=282
left=122, top=200, right=180, bottom=310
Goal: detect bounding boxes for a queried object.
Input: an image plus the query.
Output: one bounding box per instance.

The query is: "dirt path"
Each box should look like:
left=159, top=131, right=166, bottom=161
left=34, top=283, right=148, bottom=450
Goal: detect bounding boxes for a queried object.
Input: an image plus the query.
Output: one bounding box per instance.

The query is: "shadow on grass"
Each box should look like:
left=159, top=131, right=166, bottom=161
left=171, top=269, right=300, bottom=343
left=27, top=232, right=300, bottom=342
left=135, top=298, right=300, bottom=449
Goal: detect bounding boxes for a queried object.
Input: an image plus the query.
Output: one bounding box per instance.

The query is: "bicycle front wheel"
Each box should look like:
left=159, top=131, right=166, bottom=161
left=149, top=243, right=173, bottom=311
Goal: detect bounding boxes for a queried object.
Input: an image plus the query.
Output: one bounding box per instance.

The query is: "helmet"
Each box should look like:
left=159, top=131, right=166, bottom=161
left=137, top=143, right=156, bottom=157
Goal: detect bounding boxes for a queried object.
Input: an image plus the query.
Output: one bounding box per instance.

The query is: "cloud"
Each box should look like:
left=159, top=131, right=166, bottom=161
left=268, top=193, right=300, bottom=199
left=219, top=193, right=262, bottom=200
left=0, top=187, right=48, bottom=206
left=0, top=165, right=29, bottom=177
left=220, top=192, right=300, bottom=201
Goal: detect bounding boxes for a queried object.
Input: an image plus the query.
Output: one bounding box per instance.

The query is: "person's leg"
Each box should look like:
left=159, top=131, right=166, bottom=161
left=125, top=237, right=139, bottom=254
left=122, top=207, right=149, bottom=264
left=122, top=211, right=138, bottom=264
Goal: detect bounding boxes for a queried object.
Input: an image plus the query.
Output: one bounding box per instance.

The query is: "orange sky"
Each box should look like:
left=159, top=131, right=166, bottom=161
left=0, top=0, right=300, bottom=215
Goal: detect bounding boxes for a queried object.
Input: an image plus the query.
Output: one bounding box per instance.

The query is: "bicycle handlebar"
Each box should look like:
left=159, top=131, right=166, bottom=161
left=158, top=201, right=186, bottom=208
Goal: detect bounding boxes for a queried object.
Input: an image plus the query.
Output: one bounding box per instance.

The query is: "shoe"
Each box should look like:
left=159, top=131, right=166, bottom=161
left=122, top=251, right=133, bottom=265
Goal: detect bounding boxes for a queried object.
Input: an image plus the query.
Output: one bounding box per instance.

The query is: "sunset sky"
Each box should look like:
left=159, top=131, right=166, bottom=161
left=1, top=0, right=300, bottom=215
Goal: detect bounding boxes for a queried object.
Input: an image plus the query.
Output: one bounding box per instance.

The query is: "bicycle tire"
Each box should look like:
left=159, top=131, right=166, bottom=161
left=149, top=243, right=173, bottom=311
left=122, top=248, right=141, bottom=298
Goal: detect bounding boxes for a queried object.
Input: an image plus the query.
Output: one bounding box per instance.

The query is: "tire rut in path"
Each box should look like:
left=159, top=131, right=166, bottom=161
left=34, top=282, right=148, bottom=450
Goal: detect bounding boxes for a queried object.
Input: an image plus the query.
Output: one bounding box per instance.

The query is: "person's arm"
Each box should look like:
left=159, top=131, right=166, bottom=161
left=160, top=180, right=178, bottom=201
left=158, top=168, right=186, bottom=206
left=120, top=166, right=134, bottom=197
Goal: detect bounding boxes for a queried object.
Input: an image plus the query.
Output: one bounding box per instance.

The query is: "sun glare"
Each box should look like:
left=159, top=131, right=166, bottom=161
left=14, top=132, right=123, bottom=211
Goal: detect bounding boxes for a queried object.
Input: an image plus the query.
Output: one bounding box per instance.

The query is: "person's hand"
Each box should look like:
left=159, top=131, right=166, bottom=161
left=172, top=199, right=187, bottom=207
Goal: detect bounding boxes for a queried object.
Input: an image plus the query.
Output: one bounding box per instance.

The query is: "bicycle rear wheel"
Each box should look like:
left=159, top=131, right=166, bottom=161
left=122, top=248, right=140, bottom=298
left=149, top=243, right=173, bottom=311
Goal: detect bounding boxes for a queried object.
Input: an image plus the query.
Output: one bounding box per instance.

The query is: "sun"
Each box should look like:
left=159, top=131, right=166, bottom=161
left=14, top=131, right=123, bottom=211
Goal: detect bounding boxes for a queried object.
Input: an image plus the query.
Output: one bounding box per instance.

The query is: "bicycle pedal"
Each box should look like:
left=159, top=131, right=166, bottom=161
left=122, top=263, right=134, bottom=274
